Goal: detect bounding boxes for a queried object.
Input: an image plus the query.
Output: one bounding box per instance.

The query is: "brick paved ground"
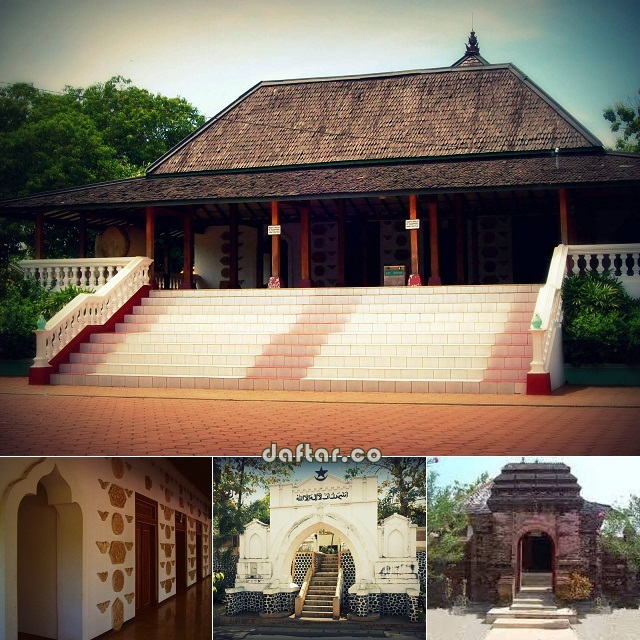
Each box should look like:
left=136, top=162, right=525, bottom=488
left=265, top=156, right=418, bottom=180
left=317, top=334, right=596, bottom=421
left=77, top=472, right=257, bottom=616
left=0, top=377, right=638, bottom=456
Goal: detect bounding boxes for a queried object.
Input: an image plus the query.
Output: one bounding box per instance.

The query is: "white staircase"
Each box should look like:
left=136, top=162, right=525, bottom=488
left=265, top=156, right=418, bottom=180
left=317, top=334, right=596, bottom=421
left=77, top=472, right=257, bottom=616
left=51, top=285, right=540, bottom=393
left=300, top=555, right=339, bottom=619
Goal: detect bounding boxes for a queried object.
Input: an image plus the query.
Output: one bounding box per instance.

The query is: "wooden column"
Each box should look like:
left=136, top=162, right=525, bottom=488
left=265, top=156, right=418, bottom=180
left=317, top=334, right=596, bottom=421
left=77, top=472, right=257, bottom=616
left=268, top=201, right=281, bottom=288
left=408, top=194, right=422, bottom=286
left=229, top=203, right=239, bottom=288
left=78, top=213, right=87, bottom=259
left=455, top=194, right=465, bottom=284
left=35, top=211, right=44, bottom=259
left=559, top=188, right=569, bottom=245
left=299, top=202, right=311, bottom=287
left=181, top=208, right=193, bottom=289
left=146, top=206, right=156, bottom=288
left=336, top=200, right=345, bottom=286
left=428, top=196, right=441, bottom=285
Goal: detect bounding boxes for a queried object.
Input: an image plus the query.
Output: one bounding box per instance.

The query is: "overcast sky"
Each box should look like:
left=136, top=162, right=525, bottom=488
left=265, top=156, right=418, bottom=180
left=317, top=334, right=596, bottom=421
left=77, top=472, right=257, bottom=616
left=1, top=0, right=638, bottom=149
left=431, top=456, right=640, bottom=508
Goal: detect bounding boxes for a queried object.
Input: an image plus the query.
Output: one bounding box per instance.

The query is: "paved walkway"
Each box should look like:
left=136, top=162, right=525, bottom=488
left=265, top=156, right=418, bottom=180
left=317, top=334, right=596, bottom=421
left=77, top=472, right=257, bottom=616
left=0, top=377, right=639, bottom=456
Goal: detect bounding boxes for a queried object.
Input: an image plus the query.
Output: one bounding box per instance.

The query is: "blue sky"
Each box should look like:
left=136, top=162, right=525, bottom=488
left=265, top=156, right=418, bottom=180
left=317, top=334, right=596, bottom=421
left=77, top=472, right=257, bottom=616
left=1, top=0, right=638, bottom=149
left=431, top=456, right=640, bottom=508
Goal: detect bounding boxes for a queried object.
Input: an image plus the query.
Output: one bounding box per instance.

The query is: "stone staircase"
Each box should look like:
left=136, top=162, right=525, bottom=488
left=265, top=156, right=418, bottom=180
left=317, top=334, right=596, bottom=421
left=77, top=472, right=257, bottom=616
left=486, top=573, right=577, bottom=630
left=50, top=284, right=540, bottom=393
left=301, top=555, right=339, bottom=619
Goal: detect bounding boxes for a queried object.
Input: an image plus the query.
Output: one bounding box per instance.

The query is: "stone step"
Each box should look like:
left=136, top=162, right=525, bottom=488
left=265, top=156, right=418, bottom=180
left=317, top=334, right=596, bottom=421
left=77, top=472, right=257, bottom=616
left=491, top=617, right=571, bottom=630
left=299, top=611, right=333, bottom=619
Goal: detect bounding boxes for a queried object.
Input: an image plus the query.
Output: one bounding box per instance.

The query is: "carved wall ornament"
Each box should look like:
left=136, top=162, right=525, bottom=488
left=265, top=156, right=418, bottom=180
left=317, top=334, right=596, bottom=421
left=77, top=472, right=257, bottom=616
left=189, top=544, right=195, bottom=554
left=165, top=526, right=171, bottom=540
left=97, top=601, right=110, bottom=613
left=98, top=510, right=109, bottom=521
left=125, top=541, right=133, bottom=551
left=109, top=541, right=127, bottom=564
left=125, top=567, right=133, bottom=576
left=111, top=458, right=124, bottom=479
left=125, top=515, right=133, bottom=523
left=165, top=488, right=173, bottom=503
left=125, top=593, right=135, bottom=604
left=108, top=484, right=127, bottom=508
left=112, top=598, right=124, bottom=631
left=189, top=557, right=195, bottom=567
left=112, top=513, right=125, bottom=536
left=179, top=498, right=184, bottom=508
left=96, top=541, right=110, bottom=554
left=166, top=563, right=172, bottom=576
left=98, top=479, right=110, bottom=490
left=189, top=570, right=196, bottom=580
left=145, top=476, right=152, bottom=490
left=112, top=570, right=124, bottom=592
left=159, top=522, right=165, bottom=530
left=97, top=571, right=108, bottom=582
left=165, top=472, right=171, bottom=485
left=179, top=484, right=183, bottom=495
left=125, top=488, right=133, bottom=498
left=125, top=461, right=132, bottom=471
left=190, top=505, right=194, bottom=514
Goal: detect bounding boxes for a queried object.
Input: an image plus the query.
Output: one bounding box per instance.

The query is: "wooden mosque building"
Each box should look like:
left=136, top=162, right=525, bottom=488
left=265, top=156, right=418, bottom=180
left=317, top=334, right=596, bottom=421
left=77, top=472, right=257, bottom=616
left=2, top=31, right=639, bottom=289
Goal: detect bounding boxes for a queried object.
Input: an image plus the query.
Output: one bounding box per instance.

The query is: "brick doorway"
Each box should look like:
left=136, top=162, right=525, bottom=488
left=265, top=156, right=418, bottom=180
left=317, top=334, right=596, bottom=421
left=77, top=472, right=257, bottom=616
left=517, top=530, right=555, bottom=591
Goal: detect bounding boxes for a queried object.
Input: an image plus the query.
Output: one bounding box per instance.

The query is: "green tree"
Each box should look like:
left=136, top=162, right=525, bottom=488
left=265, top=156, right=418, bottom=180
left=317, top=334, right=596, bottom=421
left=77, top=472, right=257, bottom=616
left=604, top=89, right=640, bottom=152
left=601, top=495, right=640, bottom=572
left=427, top=468, right=489, bottom=577
left=345, top=457, right=426, bottom=523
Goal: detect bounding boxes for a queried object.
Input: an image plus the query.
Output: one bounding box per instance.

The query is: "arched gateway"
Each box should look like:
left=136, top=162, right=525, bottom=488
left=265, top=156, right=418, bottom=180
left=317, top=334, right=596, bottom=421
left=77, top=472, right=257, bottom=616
left=226, top=473, right=422, bottom=621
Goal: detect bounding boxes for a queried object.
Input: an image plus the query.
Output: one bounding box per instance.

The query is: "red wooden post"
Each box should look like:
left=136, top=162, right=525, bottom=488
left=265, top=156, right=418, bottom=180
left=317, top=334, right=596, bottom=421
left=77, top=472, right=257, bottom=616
left=181, top=208, right=193, bottom=289
left=268, top=201, right=281, bottom=288
left=455, top=193, right=465, bottom=284
left=428, top=196, right=441, bottom=285
left=408, top=194, right=422, bottom=286
left=299, top=202, right=311, bottom=287
left=146, top=206, right=156, bottom=288
left=229, top=203, right=239, bottom=288
left=35, top=211, right=44, bottom=259
left=336, top=200, right=345, bottom=286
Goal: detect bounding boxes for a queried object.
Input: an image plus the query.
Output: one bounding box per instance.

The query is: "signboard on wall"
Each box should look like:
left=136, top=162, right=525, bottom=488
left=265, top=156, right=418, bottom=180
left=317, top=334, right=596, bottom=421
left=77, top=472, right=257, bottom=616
left=383, top=265, right=406, bottom=286
left=267, top=225, right=281, bottom=235
left=405, top=219, right=420, bottom=230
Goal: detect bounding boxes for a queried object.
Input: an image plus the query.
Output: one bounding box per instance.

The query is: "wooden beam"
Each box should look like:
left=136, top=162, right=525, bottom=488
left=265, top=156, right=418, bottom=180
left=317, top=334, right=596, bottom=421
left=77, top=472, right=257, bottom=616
left=146, top=206, right=156, bottom=287
left=229, top=203, right=239, bottom=288
left=408, top=194, right=421, bottom=286
left=455, top=193, right=465, bottom=284
left=299, top=202, right=311, bottom=287
left=268, top=201, right=281, bottom=288
left=35, top=211, right=44, bottom=259
left=559, top=188, right=569, bottom=244
left=181, top=208, right=193, bottom=289
left=428, top=196, right=441, bottom=285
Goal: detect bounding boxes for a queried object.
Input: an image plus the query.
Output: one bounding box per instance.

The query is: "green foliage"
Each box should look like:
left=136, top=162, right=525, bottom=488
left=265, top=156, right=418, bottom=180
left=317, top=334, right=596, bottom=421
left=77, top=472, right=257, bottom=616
left=0, top=77, right=205, bottom=199
left=562, top=270, right=640, bottom=365
left=345, top=457, right=425, bottom=523
left=601, top=495, right=640, bottom=572
left=604, top=88, right=640, bottom=152
left=427, top=469, right=489, bottom=577
left=0, top=278, right=91, bottom=359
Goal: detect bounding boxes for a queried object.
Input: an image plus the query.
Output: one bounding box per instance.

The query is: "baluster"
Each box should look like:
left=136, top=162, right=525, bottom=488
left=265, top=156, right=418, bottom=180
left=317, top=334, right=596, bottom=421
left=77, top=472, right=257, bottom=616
left=97, top=265, right=106, bottom=288
left=631, top=253, right=639, bottom=278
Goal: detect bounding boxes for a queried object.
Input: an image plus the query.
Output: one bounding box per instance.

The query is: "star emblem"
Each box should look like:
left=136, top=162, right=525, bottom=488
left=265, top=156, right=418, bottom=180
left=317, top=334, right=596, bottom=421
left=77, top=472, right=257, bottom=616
left=315, top=466, right=328, bottom=481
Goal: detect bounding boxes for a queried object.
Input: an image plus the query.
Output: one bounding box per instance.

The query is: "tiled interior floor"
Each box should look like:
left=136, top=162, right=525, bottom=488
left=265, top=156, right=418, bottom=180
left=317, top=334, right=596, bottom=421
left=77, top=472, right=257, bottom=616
left=18, top=579, right=211, bottom=640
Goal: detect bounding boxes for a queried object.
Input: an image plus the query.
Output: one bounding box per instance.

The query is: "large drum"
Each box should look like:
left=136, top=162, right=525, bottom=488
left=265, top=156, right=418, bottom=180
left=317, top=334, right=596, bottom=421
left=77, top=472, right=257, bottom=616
left=95, top=226, right=146, bottom=257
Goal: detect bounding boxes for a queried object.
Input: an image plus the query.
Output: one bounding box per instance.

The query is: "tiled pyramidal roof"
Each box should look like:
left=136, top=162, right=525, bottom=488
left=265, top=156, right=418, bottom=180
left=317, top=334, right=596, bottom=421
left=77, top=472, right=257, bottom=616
left=485, top=462, right=585, bottom=512
left=149, top=61, right=599, bottom=175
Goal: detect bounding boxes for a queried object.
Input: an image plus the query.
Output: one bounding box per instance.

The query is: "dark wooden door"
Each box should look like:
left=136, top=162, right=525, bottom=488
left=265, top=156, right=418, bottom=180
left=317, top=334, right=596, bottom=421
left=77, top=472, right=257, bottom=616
left=135, top=494, right=157, bottom=612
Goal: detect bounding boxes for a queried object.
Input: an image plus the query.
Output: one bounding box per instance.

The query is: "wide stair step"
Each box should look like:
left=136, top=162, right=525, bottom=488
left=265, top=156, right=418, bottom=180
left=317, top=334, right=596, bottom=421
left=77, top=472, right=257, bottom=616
left=50, top=285, right=540, bottom=394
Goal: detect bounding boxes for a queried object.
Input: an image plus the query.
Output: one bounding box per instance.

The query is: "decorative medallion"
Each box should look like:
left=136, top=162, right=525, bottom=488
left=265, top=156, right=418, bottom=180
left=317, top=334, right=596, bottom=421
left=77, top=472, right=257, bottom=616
left=97, top=571, right=108, bottom=582
left=112, top=598, right=124, bottom=632
left=124, top=542, right=133, bottom=551
left=112, top=570, right=124, bottom=592
left=97, top=601, right=110, bottom=613
left=189, top=570, right=196, bottom=580
left=125, top=567, right=133, bottom=576
left=162, top=543, right=172, bottom=558
left=98, top=510, right=109, bottom=521
left=125, top=515, right=133, bottom=523
left=165, top=488, right=172, bottom=503
left=125, top=489, right=133, bottom=498
left=166, top=563, right=171, bottom=576
left=111, top=458, right=124, bottom=479
left=125, top=593, right=134, bottom=604
left=96, top=541, right=109, bottom=554
left=112, top=513, right=125, bottom=536
left=165, top=526, right=171, bottom=540
left=98, top=479, right=110, bottom=490
left=145, top=476, right=152, bottom=490
left=109, top=541, right=126, bottom=564
left=164, top=581, right=172, bottom=594
left=108, top=484, right=127, bottom=508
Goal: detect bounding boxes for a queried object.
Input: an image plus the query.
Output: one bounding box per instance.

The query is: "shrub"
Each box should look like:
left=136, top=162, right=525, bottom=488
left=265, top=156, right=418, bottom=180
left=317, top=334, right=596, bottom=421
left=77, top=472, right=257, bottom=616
left=562, top=270, right=630, bottom=320
left=556, top=572, right=593, bottom=601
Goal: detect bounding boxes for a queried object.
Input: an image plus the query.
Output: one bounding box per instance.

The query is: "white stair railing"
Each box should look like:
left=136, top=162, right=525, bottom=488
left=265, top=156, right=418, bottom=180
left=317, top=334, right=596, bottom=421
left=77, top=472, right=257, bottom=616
left=32, top=257, right=153, bottom=368
left=19, top=257, right=136, bottom=291
left=333, top=567, right=343, bottom=620
left=529, top=243, right=640, bottom=391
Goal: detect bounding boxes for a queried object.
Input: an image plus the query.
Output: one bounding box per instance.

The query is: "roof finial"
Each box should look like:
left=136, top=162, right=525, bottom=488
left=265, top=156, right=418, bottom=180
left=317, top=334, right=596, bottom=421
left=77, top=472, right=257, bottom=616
left=465, top=29, right=480, bottom=57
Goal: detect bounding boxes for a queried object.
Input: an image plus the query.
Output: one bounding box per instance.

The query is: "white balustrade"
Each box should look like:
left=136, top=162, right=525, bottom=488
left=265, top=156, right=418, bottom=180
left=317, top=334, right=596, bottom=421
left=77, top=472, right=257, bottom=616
left=18, top=258, right=136, bottom=292
left=155, top=272, right=184, bottom=290
left=529, top=243, right=640, bottom=390
left=31, top=257, right=153, bottom=368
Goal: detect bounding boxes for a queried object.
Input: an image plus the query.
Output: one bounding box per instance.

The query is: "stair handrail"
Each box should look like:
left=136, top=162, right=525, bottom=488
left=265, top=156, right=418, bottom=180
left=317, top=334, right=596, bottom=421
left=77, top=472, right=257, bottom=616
left=333, top=566, right=343, bottom=620
left=294, top=565, right=314, bottom=617
left=528, top=244, right=568, bottom=385
left=32, top=256, right=153, bottom=368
